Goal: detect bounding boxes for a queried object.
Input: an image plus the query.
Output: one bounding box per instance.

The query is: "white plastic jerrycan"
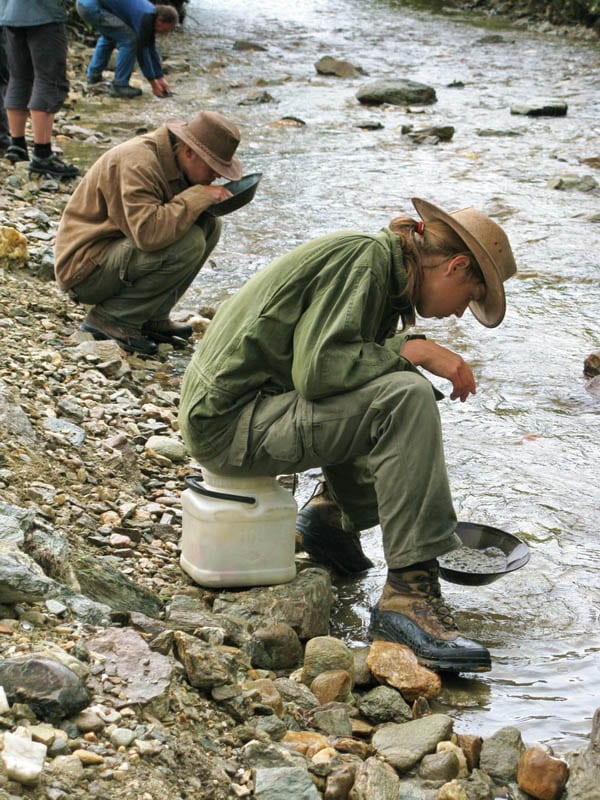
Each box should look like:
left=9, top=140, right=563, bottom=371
left=180, top=470, right=297, bottom=588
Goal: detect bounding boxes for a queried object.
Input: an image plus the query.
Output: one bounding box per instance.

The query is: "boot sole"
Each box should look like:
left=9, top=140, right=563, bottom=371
left=369, top=607, right=491, bottom=673
left=142, top=330, right=191, bottom=348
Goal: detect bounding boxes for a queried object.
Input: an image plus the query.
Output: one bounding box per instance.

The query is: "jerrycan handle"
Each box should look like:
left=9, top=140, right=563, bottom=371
left=185, top=474, right=256, bottom=505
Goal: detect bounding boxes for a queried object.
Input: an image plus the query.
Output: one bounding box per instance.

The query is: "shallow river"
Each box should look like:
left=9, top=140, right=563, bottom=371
left=88, top=0, right=600, bottom=755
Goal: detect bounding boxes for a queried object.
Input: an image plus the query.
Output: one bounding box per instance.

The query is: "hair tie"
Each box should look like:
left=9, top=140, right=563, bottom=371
left=415, top=220, right=425, bottom=235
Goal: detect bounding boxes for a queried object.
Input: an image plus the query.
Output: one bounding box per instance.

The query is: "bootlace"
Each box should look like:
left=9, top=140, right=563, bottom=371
left=300, top=475, right=326, bottom=509
left=414, top=572, right=457, bottom=631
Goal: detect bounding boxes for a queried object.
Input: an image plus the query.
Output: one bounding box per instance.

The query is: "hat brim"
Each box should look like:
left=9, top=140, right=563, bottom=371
left=411, top=197, right=506, bottom=327
left=166, top=119, right=243, bottom=181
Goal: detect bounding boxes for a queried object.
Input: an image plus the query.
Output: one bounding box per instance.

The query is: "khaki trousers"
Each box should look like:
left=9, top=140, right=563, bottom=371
left=200, top=371, right=460, bottom=569
left=71, top=217, right=221, bottom=327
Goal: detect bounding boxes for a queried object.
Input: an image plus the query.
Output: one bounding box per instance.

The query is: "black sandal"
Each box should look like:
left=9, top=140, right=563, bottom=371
left=5, top=145, right=29, bottom=163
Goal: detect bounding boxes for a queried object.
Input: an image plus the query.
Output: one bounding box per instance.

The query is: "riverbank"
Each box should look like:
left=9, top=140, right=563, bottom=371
left=0, top=14, right=599, bottom=800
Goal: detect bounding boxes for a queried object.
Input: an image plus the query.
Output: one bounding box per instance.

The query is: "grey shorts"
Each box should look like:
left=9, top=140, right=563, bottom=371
left=3, top=23, right=69, bottom=113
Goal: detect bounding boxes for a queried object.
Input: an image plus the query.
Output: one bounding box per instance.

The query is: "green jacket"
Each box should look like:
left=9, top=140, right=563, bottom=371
left=179, top=227, right=420, bottom=459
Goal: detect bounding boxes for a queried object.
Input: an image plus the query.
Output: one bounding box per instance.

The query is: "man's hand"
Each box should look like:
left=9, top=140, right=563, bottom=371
left=149, top=77, right=172, bottom=97
left=401, top=338, right=476, bottom=402
left=205, top=185, right=234, bottom=202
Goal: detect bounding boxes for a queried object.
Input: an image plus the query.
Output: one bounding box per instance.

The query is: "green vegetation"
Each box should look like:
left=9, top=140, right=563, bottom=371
left=460, top=0, right=600, bottom=28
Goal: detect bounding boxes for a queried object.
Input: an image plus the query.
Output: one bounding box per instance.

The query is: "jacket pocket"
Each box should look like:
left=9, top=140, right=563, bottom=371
left=244, top=391, right=303, bottom=466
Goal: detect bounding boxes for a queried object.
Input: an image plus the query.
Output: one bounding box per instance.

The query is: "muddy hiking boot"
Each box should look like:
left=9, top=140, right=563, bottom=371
left=81, top=309, right=158, bottom=356
left=141, top=318, right=193, bottom=347
left=296, top=479, right=373, bottom=574
left=369, top=560, right=491, bottom=673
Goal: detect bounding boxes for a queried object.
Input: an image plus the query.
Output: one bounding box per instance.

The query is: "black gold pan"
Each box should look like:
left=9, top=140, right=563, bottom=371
left=206, top=173, right=263, bottom=216
left=438, top=521, right=530, bottom=586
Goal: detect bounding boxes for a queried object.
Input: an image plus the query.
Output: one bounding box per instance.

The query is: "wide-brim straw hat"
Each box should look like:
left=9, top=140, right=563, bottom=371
left=412, top=197, right=517, bottom=327
left=167, top=110, right=243, bottom=180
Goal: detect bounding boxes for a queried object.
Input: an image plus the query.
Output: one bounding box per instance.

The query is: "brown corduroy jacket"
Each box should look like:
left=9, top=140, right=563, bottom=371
left=54, top=126, right=214, bottom=291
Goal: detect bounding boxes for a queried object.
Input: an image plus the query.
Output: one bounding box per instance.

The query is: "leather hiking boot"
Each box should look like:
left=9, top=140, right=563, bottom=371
left=296, top=480, right=373, bottom=574
left=141, top=318, right=193, bottom=347
left=369, top=563, right=491, bottom=673
left=80, top=310, right=158, bottom=356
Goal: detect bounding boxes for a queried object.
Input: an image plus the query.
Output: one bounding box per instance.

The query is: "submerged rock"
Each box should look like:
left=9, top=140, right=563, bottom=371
left=314, top=56, right=365, bottom=78
left=510, top=98, right=568, bottom=116
left=356, top=79, right=437, bottom=106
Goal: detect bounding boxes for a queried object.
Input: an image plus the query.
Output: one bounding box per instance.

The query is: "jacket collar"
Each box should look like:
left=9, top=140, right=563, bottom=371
left=155, top=125, right=188, bottom=190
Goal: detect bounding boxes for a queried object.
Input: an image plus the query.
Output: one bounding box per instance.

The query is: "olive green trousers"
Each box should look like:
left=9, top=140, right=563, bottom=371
left=70, top=217, right=221, bottom=328
left=199, top=372, right=460, bottom=569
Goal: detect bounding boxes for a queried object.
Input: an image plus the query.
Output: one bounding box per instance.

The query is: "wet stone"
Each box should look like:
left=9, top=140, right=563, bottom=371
left=479, top=726, right=526, bottom=784
left=357, top=684, right=412, bottom=725
left=212, top=568, right=333, bottom=640
left=372, top=714, right=454, bottom=772
left=253, top=765, right=321, bottom=799
left=419, top=750, right=460, bottom=783
left=367, top=641, right=442, bottom=702
left=510, top=98, right=568, bottom=116
left=248, top=622, right=303, bottom=671
left=437, top=741, right=468, bottom=778
left=517, top=746, right=569, bottom=800
left=567, top=709, right=600, bottom=799
left=356, top=78, right=437, bottom=106
left=314, top=56, right=364, bottom=78
left=310, top=704, right=353, bottom=737
left=351, top=756, right=401, bottom=800
left=309, top=669, right=353, bottom=705
left=456, top=733, right=483, bottom=772
left=173, top=630, right=252, bottom=691
left=272, top=677, right=320, bottom=711
left=324, top=764, right=357, bottom=800
left=301, top=636, right=354, bottom=686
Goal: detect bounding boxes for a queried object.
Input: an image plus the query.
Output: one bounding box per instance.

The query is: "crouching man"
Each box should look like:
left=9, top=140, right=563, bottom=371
left=54, top=110, right=243, bottom=356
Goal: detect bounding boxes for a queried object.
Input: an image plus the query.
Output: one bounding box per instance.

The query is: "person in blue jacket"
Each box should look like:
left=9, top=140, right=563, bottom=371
left=76, top=0, right=178, bottom=99
left=0, top=0, right=79, bottom=177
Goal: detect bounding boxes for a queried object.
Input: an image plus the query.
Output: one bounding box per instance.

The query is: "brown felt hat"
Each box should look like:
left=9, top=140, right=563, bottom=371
left=412, top=197, right=517, bottom=328
left=167, top=110, right=242, bottom=180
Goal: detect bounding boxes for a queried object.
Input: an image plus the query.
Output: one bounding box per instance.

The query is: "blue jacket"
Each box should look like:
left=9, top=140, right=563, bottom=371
left=77, top=0, right=163, bottom=79
left=0, top=0, right=68, bottom=26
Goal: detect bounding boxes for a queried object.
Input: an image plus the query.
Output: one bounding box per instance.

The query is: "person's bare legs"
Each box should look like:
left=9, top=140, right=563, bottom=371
left=6, top=108, right=28, bottom=138
left=30, top=109, right=54, bottom=144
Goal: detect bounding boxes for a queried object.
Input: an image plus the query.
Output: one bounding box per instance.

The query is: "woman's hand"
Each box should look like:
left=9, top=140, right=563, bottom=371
left=401, top=338, right=476, bottom=402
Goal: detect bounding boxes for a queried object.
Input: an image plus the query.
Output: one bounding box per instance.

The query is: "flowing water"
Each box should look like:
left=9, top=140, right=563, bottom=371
left=85, top=0, right=600, bottom=755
